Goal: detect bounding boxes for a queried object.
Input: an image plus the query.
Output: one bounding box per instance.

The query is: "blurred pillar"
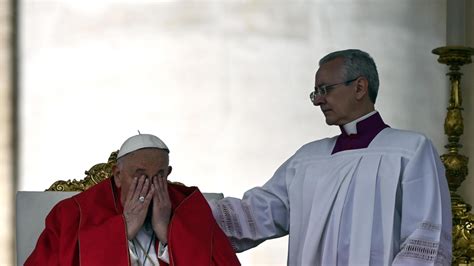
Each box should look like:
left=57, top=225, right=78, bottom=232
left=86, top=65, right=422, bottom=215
left=0, top=0, right=14, bottom=264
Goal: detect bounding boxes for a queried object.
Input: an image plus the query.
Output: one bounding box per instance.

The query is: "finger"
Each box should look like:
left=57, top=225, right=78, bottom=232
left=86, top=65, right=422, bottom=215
left=133, top=175, right=146, bottom=200
left=161, top=176, right=169, bottom=195
left=153, top=176, right=164, bottom=203
left=157, top=175, right=168, bottom=202
left=154, top=175, right=163, bottom=199
left=136, top=178, right=151, bottom=207
left=135, top=183, right=154, bottom=213
left=144, top=184, right=154, bottom=205
left=152, top=176, right=159, bottom=199
left=141, top=177, right=151, bottom=198
left=125, top=177, right=138, bottom=203
left=139, top=184, right=154, bottom=211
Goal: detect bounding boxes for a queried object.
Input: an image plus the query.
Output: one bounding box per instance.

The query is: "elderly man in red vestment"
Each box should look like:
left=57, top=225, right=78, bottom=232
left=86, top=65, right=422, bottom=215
left=26, top=133, right=240, bottom=266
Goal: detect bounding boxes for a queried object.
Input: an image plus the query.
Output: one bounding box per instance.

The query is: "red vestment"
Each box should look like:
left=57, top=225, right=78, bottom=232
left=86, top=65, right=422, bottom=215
left=26, top=178, right=240, bottom=266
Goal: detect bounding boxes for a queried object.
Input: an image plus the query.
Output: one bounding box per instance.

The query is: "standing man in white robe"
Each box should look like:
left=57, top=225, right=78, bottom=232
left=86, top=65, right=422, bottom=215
left=209, top=49, right=452, bottom=265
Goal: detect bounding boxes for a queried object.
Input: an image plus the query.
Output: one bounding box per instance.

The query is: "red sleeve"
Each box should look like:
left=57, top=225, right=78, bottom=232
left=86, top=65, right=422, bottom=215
left=211, top=223, right=241, bottom=266
left=25, top=198, right=80, bottom=266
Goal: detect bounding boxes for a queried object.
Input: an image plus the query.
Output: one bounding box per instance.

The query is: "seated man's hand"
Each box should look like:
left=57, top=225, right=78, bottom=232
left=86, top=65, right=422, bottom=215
left=152, top=175, right=172, bottom=244
left=123, top=175, right=154, bottom=240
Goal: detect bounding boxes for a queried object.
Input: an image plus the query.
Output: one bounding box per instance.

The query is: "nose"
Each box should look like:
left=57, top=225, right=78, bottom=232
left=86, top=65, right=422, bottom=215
left=313, top=94, right=325, bottom=106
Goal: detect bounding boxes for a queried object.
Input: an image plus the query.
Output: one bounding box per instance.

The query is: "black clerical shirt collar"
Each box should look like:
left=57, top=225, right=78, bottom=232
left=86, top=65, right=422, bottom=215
left=332, top=111, right=389, bottom=154
left=340, top=110, right=378, bottom=135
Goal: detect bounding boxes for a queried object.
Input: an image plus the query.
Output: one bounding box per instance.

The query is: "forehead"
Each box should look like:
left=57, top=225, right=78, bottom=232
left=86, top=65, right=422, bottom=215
left=121, top=148, right=169, bottom=168
left=315, top=57, right=345, bottom=83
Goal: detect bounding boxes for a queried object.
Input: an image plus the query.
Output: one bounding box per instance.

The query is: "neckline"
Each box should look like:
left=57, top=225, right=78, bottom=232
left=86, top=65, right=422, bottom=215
left=340, top=110, right=378, bottom=135
left=330, top=127, right=391, bottom=155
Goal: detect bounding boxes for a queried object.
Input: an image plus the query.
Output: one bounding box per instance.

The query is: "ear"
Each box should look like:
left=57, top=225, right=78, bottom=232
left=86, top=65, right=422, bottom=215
left=112, top=164, right=122, bottom=188
left=354, top=77, right=369, bottom=101
left=167, top=166, right=173, bottom=177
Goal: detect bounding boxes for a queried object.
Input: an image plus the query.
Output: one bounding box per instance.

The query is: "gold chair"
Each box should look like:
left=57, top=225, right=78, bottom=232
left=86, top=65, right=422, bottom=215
left=46, top=151, right=119, bottom=192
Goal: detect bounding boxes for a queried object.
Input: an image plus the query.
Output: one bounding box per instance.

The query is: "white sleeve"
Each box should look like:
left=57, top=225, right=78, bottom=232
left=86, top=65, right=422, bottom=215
left=128, top=240, right=140, bottom=266
left=157, top=242, right=170, bottom=264
left=209, top=157, right=292, bottom=252
left=392, top=139, right=452, bottom=265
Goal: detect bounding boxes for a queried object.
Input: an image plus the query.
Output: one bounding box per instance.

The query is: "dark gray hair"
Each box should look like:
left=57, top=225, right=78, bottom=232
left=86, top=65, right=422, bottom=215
left=319, top=49, right=379, bottom=103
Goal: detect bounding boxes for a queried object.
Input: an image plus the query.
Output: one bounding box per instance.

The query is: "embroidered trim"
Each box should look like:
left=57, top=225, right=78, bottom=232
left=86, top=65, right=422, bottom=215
left=406, top=222, right=452, bottom=265
left=418, top=221, right=441, bottom=231
left=242, top=201, right=257, bottom=238
left=399, top=239, right=439, bottom=262
left=217, top=200, right=243, bottom=238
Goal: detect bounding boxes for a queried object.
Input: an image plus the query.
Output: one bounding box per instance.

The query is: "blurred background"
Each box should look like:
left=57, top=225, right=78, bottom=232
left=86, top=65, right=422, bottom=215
left=1, top=0, right=474, bottom=264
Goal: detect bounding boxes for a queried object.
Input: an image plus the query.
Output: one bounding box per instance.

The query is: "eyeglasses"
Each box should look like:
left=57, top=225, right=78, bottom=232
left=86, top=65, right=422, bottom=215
left=310, top=76, right=360, bottom=103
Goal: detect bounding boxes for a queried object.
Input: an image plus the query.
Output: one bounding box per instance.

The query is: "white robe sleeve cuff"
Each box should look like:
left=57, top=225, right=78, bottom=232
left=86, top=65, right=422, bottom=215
left=128, top=240, right=140, bottom=266
left=158, top=242, right=170, bottom=264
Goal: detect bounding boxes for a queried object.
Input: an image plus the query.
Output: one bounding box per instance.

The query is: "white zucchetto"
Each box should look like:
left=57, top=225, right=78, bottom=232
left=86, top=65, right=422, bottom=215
left=117, top=134, right=169, bottom=159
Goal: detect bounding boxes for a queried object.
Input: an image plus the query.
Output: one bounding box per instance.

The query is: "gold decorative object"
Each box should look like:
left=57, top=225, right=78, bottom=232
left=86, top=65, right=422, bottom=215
left=432, top=45, right=474, bottom=265
left=47, top=151, right=118, bottom=191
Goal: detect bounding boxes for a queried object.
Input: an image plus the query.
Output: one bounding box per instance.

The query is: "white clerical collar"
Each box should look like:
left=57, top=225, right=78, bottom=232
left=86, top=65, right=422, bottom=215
left=342, top=110, right=378, bottom=135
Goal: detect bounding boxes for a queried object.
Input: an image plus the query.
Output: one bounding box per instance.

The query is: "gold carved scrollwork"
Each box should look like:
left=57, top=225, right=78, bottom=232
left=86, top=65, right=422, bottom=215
left=432, top=46, right=474, bottom=265
left=452, top=196, right=474, bottom=262
left=47, top=151, right=118, bottom=191
left=442, top=154, right=469, bottom=190
left=445, top=109, right=464, bottom=139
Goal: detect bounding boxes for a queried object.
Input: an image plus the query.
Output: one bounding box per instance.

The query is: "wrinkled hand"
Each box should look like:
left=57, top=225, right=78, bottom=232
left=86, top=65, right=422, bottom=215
left=123, top=175, right=154, bottom=240
left=151, top=175, right=172, bottom=244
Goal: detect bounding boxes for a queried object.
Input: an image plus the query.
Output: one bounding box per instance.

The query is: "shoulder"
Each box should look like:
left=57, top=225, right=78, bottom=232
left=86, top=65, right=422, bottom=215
left=72, top=178, right=117, bottom=209
left=366, top=128, right=442, bottom=162
left=168, top=181, right=195, bottom=192
left=168, top=182, right=200, bottom=201
left=374, top=128, right=433, bottom=151
left=168, top=182, right=203, bottom=199
left=74, top=178, right=112, bottom=199
left=380, top=127, right=428, bottom=141
left=293, top=136, right=337, bottom=158
left=46, top=196, right=79, bottom=225
left=52, top=196, right=78, bottom=211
